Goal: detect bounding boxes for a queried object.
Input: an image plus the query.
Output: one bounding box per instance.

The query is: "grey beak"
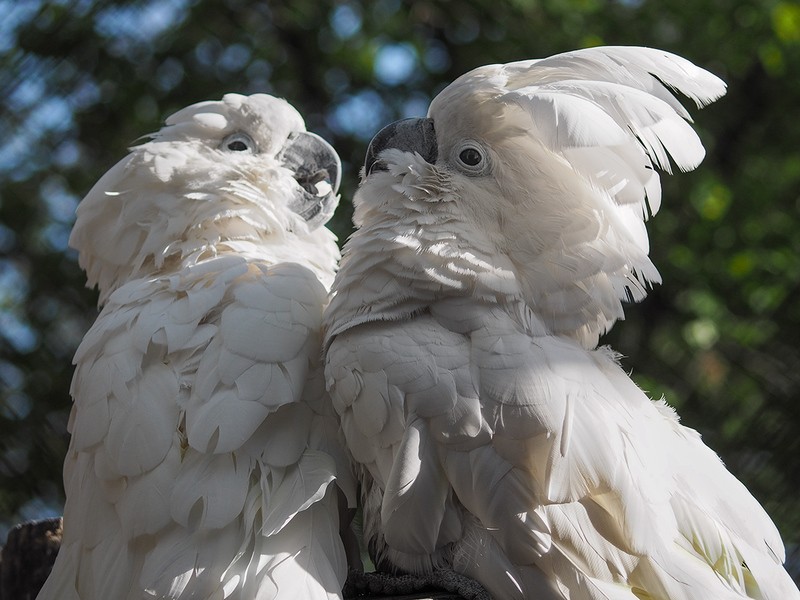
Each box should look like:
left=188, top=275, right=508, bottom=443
left=364, top=117, right=437, bottom=175
left=278, top=131, right=341, bottom=228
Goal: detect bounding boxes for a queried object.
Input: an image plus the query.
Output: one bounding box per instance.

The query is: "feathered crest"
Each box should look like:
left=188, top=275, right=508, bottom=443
left=428, top=47, right=726, bottom=346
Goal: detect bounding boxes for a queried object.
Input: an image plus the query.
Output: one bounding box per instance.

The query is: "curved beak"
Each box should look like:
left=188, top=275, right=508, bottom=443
left=364, top=117, right=437, bottom=175
left=278, top=131, right=341, bottom=228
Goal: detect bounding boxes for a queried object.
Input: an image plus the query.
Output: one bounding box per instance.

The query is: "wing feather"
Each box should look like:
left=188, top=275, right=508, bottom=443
left=325, top=303, right=795, bottom=598
left=380, top=418, right=453, bottom=554
left=261, top=450, right=336, bottom=536
left=48, top=258, right=348, bottom=599
left=183, top=265, right=323, bottom=454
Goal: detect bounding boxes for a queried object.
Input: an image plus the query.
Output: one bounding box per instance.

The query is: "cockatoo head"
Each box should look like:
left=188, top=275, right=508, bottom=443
left=70, top=93, right=340, bottom=304
left=355, top=47, right=724, bottom=347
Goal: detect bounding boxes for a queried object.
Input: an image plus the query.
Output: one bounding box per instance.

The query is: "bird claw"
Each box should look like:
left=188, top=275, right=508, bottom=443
left=344, top=568, right=490, bottom=600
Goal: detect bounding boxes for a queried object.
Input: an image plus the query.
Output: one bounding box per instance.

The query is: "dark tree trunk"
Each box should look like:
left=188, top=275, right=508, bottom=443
left=0, top=518, right=62, bottom=600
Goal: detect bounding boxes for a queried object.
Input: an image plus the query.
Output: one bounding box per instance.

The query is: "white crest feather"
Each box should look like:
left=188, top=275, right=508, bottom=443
left=418, top=45, right=727, bottom=346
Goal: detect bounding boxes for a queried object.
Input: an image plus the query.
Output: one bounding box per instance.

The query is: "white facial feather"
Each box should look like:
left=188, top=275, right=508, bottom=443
left=69, top=93, right=338, bottom=304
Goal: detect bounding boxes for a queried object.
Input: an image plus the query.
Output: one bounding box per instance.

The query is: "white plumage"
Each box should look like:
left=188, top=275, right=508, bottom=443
left=38, top=93, right=356, bottom=600
left=323, top=47, right=799, bottom=598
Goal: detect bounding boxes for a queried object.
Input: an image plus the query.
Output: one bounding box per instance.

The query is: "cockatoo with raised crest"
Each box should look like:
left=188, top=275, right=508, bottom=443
left=38, top=93, right=356, bottom=600
left=324, top=47, right=800, bottom=599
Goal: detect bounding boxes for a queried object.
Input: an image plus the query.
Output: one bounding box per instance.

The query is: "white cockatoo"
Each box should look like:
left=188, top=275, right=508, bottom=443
left=324, top=47, right=800, bottom=599
left=37, top=93, right=356, bottom=600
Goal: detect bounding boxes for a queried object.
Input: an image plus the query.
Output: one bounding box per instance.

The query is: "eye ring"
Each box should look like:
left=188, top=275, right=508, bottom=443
left=221, top=132, right=257, bottom=153
left=453, top=140, right=489, bottom=175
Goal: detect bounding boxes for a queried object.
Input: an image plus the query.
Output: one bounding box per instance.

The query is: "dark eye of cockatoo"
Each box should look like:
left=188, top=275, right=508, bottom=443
left=221, top=132, right=257, bottom=153
left=459, top=147, right=481, bottom=166
left=453, top=141, right=489, bottom=175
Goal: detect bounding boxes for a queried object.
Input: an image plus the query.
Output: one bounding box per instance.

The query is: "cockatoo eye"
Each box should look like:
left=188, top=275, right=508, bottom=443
left=221, top=132, right=257, bottom=153
left=459, top=147, right=482, bottom=166
left=453, top=141, right=489, bottom=175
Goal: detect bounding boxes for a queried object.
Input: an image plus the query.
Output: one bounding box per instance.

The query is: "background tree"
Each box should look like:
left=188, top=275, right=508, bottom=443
left=1, top=0, right=798, bottom=577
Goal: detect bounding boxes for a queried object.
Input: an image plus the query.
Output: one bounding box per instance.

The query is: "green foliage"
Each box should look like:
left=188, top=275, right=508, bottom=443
left=1, top=0, right=798, bottom=560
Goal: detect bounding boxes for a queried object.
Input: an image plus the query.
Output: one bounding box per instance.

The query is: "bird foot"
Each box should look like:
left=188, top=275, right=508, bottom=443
left=344, top=568, right=490, bottom=599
